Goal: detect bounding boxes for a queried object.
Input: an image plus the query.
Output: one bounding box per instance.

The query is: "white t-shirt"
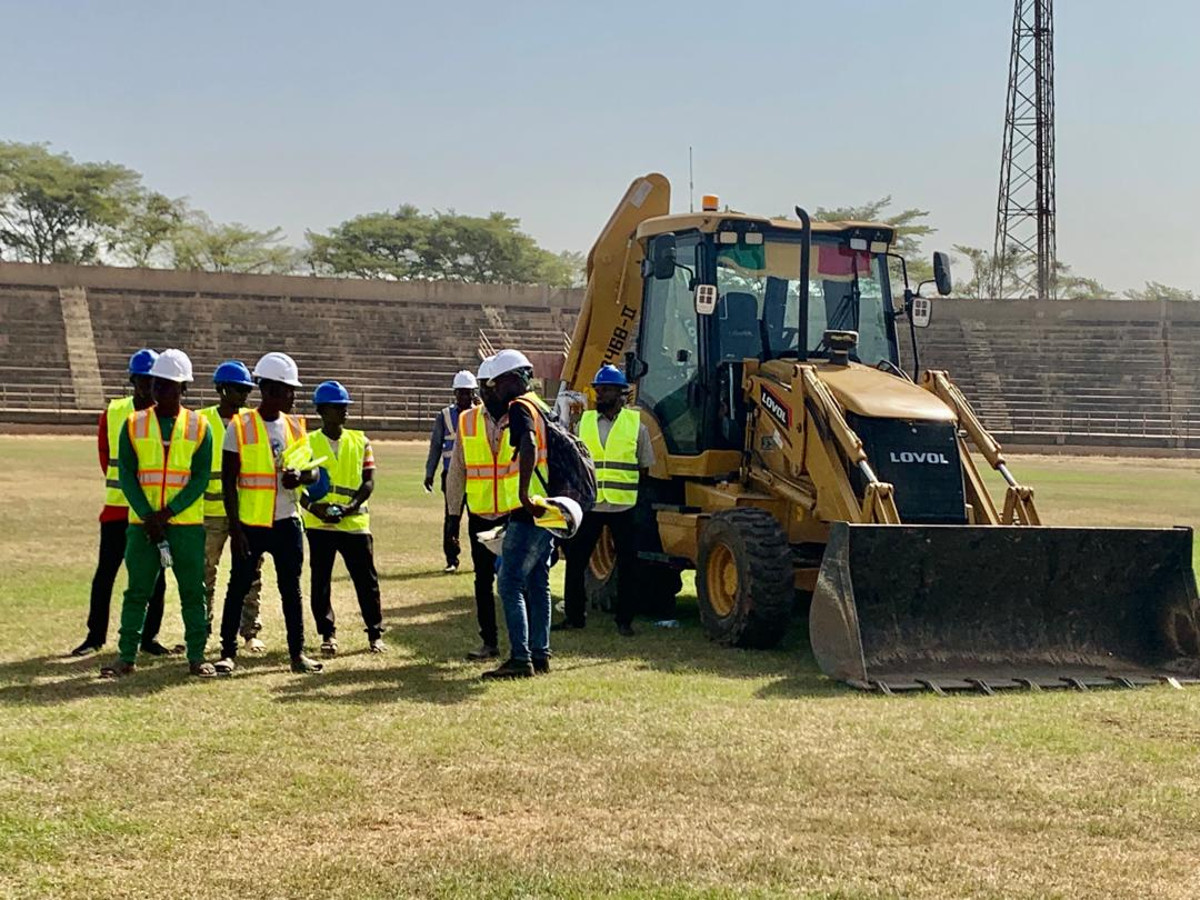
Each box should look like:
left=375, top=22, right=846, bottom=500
left=223, top=414, right=299, bottom=521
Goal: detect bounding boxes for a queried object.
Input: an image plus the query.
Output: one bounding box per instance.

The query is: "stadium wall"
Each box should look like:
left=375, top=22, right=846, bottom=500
left=3, top=261, right=1200, bottom=450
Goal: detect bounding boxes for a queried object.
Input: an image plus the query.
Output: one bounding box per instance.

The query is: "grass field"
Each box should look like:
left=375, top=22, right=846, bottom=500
left=3, top=436, right=1200, bottom=899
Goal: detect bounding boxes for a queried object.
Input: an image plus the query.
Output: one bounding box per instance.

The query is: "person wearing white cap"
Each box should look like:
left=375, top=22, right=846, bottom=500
left=423, top=369, right=480, bottom=573
left=479, top=348, right=557, bottom=680
left=445, top=355, right=510, bottom=661
left=100, top=349, right=216, bottom=679
left=216, top=351, right=324, bottom=676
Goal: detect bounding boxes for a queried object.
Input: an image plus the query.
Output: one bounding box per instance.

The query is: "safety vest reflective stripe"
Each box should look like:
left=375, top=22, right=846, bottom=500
left=302, top=429, right=370, bottom=532
left=238, top=473, right=277, bottom=489
left=105, top=397, right=136, bottom=508
left=126, top=408, right=209, bottom=526
left=580, top=409, right=640, bottom=506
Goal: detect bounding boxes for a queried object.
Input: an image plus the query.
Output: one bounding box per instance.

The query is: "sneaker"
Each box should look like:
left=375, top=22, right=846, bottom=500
left=368, top=637, right=387, bottom=654
left=532, top=657, right=550, bottom=675
left=466, top=644, right=500, bottom=661
left=291, top=654, right=324, bottom=674
left=214, top=657, right=236, bottom=676
left=550, top=620, right=585, bottom=632
left=442, top=563, right=459, bottom=574
left=140, top=641, right=184, bottom=656
left=319, top=637, right=338, bottom=658
left=617, top=624, right=635, bottom=637
left=70, top=639, right=102, bottom=657
left=243, top=637, right=266, bottom=655
left=481, top=658, right=534, bottom=680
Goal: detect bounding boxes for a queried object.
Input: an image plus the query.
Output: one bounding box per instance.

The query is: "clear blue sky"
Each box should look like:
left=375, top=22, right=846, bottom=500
left=3, top=0, right=1197, bottom=292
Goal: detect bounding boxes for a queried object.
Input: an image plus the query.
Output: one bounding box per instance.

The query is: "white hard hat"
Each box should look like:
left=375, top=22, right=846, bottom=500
left=477, top=354, right=497, bottom=382
left=537, top=496, right=584, bottom=540
left=488, top=348, right=533, bottom=384
left=452, top=369, right=478, bottom=390
left=252, top=351, right=302, bottom=387
left=148, top=348, right=194, bottom=383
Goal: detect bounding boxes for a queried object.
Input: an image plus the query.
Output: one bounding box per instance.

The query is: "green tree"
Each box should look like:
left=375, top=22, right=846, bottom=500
left=109, top=191, right=188, bottom=266
left=305, top=205, right=429, bottom=279
left=0, top=142, right=141, bottom=264
left=1123, top=281, right=1198, bottom=302
left=169, top=212, right=295, bottom=274
left=307, top=206, right=575, bottom=286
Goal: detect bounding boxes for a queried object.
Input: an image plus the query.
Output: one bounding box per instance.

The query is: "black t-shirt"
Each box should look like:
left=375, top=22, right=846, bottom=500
left=507, top=399, right=540, bottom=524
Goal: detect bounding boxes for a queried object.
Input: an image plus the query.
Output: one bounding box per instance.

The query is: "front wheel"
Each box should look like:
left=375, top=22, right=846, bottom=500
left=696, top=508, right=794, bottom=648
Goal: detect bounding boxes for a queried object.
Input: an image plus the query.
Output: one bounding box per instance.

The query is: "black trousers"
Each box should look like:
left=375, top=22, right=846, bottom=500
left=564, top=509, right=638, bottom=628
left=307, top=529, right=383, bottom=640
left=441, top=470, right=461, bottom=566
left=221, top=518, right=307, bottom=659
left=88, top=518, right=166, bottom=647
left=468, top=512, right=507, bottom=647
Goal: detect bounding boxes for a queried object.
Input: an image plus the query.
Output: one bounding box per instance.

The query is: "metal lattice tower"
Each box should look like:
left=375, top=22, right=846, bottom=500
left=994, top=0, right=1056, bottom=299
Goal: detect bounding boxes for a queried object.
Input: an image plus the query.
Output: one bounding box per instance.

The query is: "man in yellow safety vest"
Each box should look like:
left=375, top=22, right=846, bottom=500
left=215, top=352, right=323, bottom=676
left=100, top=349, right=216, bottom=678
left=300, top=380, right=385, bottom=656
left=479, top=349, right=553, bottom=680
left=559, top=364, right=654, bottom=636
left=198, top=361, right=265, bottom=651
left=71, top=349, right=172, bottom=658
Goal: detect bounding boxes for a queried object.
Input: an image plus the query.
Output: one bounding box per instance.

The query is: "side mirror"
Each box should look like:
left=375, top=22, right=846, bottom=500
left=933, top=251, right=952, bottom=296
left=694, top=284, right=718, bottom=315
left=911, top=296, right=932, bottom=329
left=624, top=351, right=649, bottom=383
left=651, top=234, right=677, bottom=280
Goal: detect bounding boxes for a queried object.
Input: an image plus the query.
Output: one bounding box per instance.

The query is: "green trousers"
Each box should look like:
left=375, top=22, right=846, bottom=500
left=118, top=524, right=208, bottom=664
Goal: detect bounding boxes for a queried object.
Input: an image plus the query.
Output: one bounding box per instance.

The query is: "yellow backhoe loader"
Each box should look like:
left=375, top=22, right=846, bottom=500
left=560, top=173, right=1200, bottom=693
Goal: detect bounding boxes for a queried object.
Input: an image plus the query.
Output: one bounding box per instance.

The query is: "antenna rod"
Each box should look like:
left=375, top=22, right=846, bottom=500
left=689, top=146, right=695, bottom=213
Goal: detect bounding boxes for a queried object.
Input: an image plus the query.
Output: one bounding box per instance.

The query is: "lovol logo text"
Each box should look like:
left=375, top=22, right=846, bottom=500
left=889, top=451, right=951, bottom=465
left=759, top=386, right=791, bottom=429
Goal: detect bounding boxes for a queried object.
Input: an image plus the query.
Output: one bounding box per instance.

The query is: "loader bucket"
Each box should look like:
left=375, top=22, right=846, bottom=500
left=810, top=523, right=1200, bottom=693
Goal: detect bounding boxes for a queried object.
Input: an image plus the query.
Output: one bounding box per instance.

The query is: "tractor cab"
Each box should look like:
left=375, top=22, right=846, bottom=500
left=629, top=210, right=902, bottom=456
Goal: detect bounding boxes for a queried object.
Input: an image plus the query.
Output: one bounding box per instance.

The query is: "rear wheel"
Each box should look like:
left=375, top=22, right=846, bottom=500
left=696, top=508, right=793, bottom=648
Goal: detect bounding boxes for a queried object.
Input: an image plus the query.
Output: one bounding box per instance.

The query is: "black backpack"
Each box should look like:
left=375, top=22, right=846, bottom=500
left=512, top=396, right=597, bottom=514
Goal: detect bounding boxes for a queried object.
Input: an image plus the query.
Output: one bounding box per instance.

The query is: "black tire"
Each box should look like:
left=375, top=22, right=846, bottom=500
left=585, top=525, right=682, bottom=617
left=696, top=508, right=794, bottom=648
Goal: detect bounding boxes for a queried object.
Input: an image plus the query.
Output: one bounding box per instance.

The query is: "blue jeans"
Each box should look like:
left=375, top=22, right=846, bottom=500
left=497, top=519, right=554, bottom=662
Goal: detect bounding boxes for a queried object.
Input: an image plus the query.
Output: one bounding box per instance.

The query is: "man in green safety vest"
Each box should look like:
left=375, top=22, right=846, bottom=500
left=100, top=349, right=215, bottom=679
left=300, top=380, right=385, bottom=656
left=559, top=364, right=654, bottom=637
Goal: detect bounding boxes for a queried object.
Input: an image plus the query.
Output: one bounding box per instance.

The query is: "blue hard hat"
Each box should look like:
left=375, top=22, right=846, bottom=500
left=212, top=360, right=254, bottom=387
left=313, top=380, right=352, bottom=405
left=128, top=349, right=159, bottom=376
left=591, top=364, right=629, bottom=388
left=307, top=466, right=332, bottom=503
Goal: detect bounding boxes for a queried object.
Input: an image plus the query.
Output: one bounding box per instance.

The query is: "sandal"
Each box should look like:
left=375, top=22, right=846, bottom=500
left=319, top=637, right=338, bottom=658
left=243, top=637, right=266, bottom=655
left=214, top=657, right=236, bottom=676
left=189, top=661, right=217, bottom=679
left=99, top=661, right=136, bottom=679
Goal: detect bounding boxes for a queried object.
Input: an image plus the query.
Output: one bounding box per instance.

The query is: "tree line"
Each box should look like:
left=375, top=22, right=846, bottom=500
left=0, top=141, right=1192, bottom=299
